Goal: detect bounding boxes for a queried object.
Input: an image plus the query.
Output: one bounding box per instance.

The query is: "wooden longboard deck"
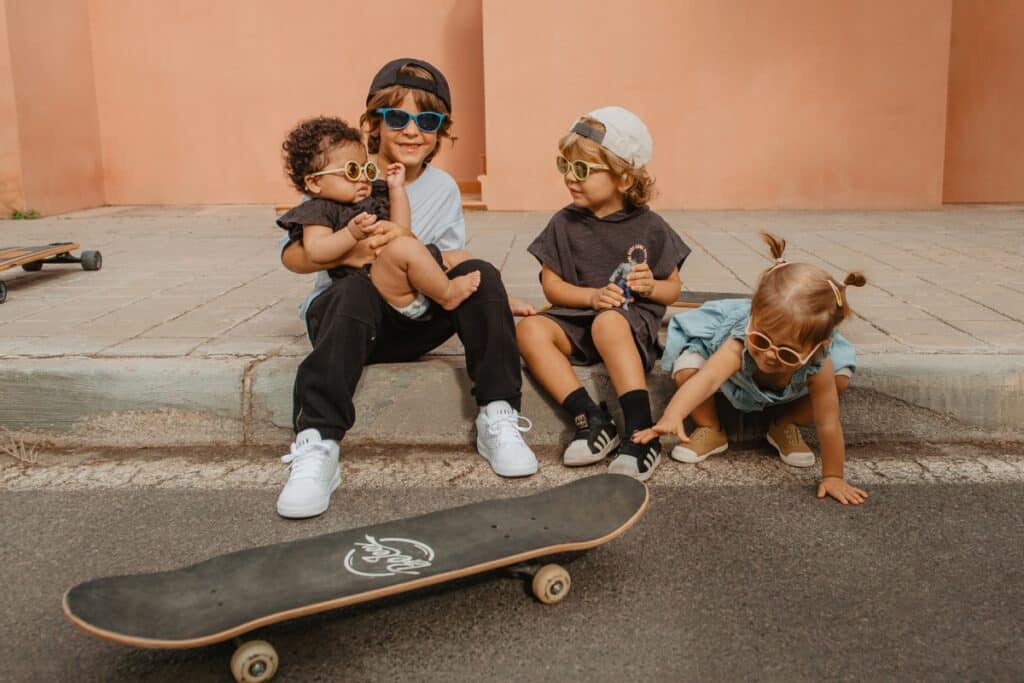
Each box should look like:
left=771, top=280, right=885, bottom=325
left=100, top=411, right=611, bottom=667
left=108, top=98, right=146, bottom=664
left=0, top=243, right=78, bottom=271
left=64, top=474, right=648, bottom=649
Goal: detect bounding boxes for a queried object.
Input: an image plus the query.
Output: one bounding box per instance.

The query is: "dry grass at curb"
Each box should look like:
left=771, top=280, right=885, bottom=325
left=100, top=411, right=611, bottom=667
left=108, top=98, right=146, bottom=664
left=0, top=428, right=40, bottom=466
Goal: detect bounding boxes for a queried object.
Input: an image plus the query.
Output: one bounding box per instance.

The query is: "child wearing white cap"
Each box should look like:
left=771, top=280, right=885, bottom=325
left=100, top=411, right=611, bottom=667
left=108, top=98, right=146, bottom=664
left=517, top=107, right=691, bottom=481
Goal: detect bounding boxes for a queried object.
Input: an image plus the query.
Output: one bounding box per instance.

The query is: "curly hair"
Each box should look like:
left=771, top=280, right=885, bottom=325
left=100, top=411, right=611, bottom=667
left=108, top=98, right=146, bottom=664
left=558, top=116, right=656, bottom=207
left=359, top=64, right=455, bottom=164
left=282, top=116, right=363, bottom=193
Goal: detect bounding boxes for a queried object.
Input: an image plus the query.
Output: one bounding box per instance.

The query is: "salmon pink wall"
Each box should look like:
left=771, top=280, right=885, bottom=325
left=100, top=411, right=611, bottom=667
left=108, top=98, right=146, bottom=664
left=3, top=1, right=1023, bottom=211
left=86, top=0, right=486, bottom=205
left=4, top=0, right=103, bottom=215
left=481, top=0, right=953, bottom=210
left=0, top=1, right=25, bottom=215
left=943, top=0, right=1024, bottom=202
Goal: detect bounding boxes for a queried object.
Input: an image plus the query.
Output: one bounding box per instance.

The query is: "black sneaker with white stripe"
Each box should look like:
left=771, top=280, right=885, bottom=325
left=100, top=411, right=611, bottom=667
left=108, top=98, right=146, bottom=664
left=607, top=438, right=662, bottom=482
left=562, top=405, right=620, bottom=466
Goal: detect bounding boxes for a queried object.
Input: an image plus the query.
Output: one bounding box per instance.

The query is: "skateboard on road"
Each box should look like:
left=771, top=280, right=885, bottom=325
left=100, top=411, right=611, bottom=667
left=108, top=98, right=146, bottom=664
left=63, top=474, right=649, bottom=682
left=0, top=242, right=102, bottom=303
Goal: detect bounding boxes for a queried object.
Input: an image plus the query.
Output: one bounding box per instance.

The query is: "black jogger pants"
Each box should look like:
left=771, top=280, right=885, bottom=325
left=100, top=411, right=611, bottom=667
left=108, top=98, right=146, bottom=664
left=293, top=258, right=521, bottom=441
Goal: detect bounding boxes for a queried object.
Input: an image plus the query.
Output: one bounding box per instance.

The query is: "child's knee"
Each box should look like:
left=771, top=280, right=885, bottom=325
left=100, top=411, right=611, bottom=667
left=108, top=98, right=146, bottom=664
left=672, top=367, right=699, bottom=387
left=515, top=316, right=547, bottom=349
left=377, top=235, right=420, bottom=264
left=591, top=310, right=629, bottom=341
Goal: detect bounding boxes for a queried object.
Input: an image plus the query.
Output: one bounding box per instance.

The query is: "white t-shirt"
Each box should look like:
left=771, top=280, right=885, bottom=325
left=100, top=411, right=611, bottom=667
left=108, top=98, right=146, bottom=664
left=279, top=163, right=466, bottom=321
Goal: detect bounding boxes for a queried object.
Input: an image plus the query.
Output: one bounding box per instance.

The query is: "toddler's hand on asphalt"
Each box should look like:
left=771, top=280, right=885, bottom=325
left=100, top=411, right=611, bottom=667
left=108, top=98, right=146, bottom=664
left=632, top=419, right=688, bottom=445
left=817, top=477, right=869, bottom=505
left=386, top=162, right=406, bottom=189
left=346, top=212, right=378, bottom=240
left=590, top=283, right=625, bottom=310
left=626, top=263, right=655, bottom=298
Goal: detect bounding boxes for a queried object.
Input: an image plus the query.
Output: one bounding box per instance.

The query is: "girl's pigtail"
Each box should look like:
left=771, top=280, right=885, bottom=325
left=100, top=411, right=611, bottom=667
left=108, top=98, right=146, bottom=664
left=760, top=231, right=787, bottom=262
left=843, top=271, right=866, bottom=288
left=835, top=271, right=867, bottom=323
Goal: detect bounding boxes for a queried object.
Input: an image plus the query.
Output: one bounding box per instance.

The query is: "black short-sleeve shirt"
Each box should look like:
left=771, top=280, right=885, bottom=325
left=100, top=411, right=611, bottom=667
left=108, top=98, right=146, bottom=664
left=276, top=183, right=390, bottom=244
left=527, top=203, right=691, bottom=367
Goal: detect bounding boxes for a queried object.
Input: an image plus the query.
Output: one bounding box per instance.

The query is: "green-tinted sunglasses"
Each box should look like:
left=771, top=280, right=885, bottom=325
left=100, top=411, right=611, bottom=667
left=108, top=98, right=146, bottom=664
left=557, top=155, right=610, bottom=181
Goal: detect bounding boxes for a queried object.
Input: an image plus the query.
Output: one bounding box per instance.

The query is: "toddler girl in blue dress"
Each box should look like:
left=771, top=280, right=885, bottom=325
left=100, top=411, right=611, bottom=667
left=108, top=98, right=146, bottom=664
left=634, top=232, right=869, bottom=504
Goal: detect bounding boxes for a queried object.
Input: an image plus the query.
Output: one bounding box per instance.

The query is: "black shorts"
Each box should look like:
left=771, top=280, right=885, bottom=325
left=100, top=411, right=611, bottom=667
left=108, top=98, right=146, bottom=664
left=540, top=306, right=660, bottom=373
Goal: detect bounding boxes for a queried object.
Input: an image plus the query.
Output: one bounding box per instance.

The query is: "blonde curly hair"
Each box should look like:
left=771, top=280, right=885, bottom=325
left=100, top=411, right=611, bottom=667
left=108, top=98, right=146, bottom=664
left=558, top=116, right=656, bottom=207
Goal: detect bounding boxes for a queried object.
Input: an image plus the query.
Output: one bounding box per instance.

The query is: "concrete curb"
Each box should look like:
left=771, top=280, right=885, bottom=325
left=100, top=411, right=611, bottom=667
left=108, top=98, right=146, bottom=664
left=1, top=353, right=1021, bottom=450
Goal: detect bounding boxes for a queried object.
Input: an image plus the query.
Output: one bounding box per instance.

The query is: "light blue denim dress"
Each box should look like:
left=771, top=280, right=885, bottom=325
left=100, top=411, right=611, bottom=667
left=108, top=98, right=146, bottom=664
left=660, top=298, right=857, bottom=413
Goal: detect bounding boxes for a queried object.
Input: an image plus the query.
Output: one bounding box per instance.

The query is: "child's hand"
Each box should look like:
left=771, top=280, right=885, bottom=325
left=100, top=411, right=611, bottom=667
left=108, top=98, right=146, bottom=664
left=632, top=418, right=689, bottom=445
left=817, top=477, right=869, bottom=505
left=364, top=220, right=402, bottom=256
left=626, top=263, right=655, bottom=298
left=508, top=296, right=537, bottom=316
left=590, top=283, right=626, bottom=310
left=386, top=162, right=406, bottom=189
left=346, top=212, right=380, bottom=240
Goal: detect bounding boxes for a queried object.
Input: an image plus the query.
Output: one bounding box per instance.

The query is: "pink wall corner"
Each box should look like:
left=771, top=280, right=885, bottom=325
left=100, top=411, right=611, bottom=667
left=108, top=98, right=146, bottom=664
left=943, top=0, right=1024, bottom=203
left=5, top=0, right=104, bottom=215
left=0, top=0, right=26, bottom=215
left=481, top=0, right=953, bottom=211
left=87, top=0, right=485, bottom=205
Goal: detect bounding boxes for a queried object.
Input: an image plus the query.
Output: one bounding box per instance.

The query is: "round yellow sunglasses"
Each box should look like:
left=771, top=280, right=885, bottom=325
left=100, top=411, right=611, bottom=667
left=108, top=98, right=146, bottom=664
left=309, top=160, right=380, bottom=182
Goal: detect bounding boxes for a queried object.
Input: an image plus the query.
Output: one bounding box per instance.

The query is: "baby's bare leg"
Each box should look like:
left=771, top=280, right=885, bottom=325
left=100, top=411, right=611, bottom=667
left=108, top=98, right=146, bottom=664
left=440, top=249, right=534, bottom=316
left=371, top=236, right=480, bottom=311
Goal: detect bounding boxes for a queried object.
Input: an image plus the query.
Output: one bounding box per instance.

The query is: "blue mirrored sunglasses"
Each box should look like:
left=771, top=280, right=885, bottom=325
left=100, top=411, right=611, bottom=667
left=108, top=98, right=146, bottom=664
left=376, top=108, right=446, bottom=133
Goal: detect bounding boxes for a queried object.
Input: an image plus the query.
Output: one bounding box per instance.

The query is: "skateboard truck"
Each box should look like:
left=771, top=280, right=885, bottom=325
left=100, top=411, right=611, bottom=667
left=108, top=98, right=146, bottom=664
left=0, top=242, right=102, bottom=303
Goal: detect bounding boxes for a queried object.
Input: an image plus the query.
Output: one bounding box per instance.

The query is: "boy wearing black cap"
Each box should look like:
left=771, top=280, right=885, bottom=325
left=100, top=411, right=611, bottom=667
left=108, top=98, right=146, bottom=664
left=277, top=59, right=537, bottom=519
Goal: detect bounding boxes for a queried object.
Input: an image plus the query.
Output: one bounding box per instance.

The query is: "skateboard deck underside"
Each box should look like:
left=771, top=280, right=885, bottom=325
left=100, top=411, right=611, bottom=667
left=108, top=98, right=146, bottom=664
left=0, top=243, right=79, bottom=270
left=64, top=474, right=648, bottom=648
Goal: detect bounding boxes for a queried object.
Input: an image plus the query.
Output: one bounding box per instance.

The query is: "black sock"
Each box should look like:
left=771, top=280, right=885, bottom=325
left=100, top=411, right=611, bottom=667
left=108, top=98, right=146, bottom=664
left=562, top=387, right=598, bottom=418
left=619, top=389, right=653, bottom=437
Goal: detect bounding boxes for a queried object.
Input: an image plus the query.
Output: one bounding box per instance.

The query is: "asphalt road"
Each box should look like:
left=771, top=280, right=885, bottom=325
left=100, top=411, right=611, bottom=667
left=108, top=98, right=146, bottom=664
left=3, top=452, right=1023, bottom=682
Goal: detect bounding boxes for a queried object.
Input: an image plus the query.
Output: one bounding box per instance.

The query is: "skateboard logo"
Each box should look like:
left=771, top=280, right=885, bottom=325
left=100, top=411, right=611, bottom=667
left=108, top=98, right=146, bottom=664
left=344, top=535, right=435, bottom=577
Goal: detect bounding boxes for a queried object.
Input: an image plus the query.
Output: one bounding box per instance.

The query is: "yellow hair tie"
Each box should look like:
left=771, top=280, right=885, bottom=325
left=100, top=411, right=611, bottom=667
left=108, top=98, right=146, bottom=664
left=826, top=279, right=843, bottom=307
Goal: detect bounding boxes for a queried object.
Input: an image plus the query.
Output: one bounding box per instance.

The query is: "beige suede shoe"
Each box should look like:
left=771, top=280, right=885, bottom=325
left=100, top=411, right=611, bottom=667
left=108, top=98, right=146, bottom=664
left=670, top=426, right=729, bottom=464
left=766, top=422, right=815, bottom=467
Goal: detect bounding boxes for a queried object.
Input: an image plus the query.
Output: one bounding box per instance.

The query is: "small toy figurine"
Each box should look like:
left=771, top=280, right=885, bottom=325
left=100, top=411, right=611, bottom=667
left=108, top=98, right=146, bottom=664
left=608, top=244, right=648, bottom=310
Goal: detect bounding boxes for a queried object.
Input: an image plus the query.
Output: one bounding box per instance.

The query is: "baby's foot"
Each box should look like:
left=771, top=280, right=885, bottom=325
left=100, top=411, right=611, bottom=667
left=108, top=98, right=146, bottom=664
left=442, top=270, right=481, bottom=310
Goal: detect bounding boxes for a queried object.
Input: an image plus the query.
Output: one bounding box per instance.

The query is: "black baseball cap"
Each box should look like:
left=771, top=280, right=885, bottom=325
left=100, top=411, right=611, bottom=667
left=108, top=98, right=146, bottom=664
left=366, top=58, right=452, bottom=112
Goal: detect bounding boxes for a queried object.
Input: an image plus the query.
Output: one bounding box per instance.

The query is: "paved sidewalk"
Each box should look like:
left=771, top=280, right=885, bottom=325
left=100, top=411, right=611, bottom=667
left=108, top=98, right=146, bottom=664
left=1, top=205, right=1022, bottom=448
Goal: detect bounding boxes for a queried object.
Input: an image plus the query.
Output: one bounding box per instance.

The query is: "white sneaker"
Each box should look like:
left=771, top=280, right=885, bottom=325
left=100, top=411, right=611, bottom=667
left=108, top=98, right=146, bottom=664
left=475, top=401, right=538, bottom=477
left=276, top=429, right=341, bottom=519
